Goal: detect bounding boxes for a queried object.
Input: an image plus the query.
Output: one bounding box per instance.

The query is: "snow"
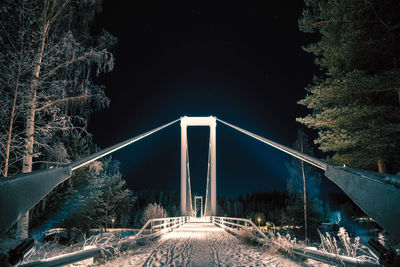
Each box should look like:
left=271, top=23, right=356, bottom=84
left=98, top=222, right=309, bottom=266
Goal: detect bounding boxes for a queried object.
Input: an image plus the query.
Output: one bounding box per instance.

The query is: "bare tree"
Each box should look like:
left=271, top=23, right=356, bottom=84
left=299, top=134, right=307, bottom=241
left=286, top=129, right=323, bottom=238
left=0, top=0, right=116, bottom=238
left=0, top=0, right=34, bottom=177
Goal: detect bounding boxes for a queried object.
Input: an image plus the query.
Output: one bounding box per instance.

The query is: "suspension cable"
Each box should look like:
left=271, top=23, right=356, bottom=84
left=186, top=144, right=193, bottom=215
left=216, top=118, right=327, bottom=170
left=204, top=142, right=211, bottom=216
left=69, top=118, right=180, bottom=171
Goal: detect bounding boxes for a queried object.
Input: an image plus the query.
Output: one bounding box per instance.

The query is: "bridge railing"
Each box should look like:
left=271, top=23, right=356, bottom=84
left=21, top=216, right=189, bottom=267
left=211, top=216, right=269, bottom=240
left=210, top=216, right=381, bottom=267
left=126, top=216, right=189, bottom=241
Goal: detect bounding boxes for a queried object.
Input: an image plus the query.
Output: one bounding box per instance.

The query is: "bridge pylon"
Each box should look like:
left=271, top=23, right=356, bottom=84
left=180, top=116, right=217, bottom=216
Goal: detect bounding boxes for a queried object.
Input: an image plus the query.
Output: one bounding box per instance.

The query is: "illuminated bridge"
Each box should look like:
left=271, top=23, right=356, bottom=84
left=1, top=116, right=399, bottom=266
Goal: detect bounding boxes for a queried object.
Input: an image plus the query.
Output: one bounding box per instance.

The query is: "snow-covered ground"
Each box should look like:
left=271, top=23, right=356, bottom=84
left=99, top=222, right=314, bottom=267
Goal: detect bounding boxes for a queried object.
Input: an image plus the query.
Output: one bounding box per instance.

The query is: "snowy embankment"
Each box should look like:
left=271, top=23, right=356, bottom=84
left=98, top=222, right=310, bottom=267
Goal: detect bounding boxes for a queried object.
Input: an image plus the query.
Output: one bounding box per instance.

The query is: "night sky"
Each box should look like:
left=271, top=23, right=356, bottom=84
left=88, top=1, right=322, bottom=198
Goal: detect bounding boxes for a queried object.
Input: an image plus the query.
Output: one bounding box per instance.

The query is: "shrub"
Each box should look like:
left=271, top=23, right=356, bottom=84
left=140, top=203, right=167, bottom=225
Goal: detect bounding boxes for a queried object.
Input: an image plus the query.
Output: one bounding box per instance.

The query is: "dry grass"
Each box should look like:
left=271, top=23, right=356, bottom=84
left=237, top=228, right=259, bottom=246
left=21, top=232, right=126, bottom=265
left=22, top=236, right=83, bottom=263
left=265, top=229, right=302, bottom=257
left=263, top=227, right=379, bottom=265
left=318, top=227, right=379, bottom=263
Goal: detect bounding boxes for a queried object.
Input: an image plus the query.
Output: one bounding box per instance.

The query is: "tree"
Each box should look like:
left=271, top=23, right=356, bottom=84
left=285, top=129, right=323, bottom=238
left=98, top=160, right=131, bottom=231
left=0, top=0, right=116, bottom=238
left=297, top=0, right=400, bottom=173
left=141, top=203, right=168, bottom=225
left=119, top=191, right=136, bottom=228
left=62, top=158, right=131, bottom=233
left=0, top=0, right=35, bottom=177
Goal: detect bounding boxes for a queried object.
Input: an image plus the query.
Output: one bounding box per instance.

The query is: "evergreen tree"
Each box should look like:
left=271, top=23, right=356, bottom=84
left=30, top=132, right=99, bottom=231
left=63, top=158, right=131, bottom=232
left=99, top=161, right=131, bottom=231
left=298, top=0, right=400, bottom=173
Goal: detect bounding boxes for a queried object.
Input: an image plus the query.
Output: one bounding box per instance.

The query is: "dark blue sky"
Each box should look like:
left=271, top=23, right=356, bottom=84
left=88, top=1, right=322, bottom=197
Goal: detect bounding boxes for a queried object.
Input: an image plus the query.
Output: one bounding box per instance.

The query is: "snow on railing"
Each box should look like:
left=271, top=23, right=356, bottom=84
left=21, top=216, right=189, bottom=267
left=210, top=216, right=382, bottom=267
left=124, top=216, right=189, bottom=242
left=20, top=246, right=101, bottom=267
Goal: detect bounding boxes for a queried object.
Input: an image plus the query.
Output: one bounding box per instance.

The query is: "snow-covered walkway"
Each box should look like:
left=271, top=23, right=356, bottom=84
left=100, top=222, right=304, bottom=266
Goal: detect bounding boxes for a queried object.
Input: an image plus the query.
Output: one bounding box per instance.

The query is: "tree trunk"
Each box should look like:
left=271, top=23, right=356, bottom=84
left=377, top=159, right=387, bottom=173
left=300, top=137, right=307, bottom=242
left=17, top=19, right=49, bottom=239
left=4, top=88, right=18, bottom=178
left=4, top=55, right=23, bottom=177
left=104, top=195, right=109, bottom=232
left=397, top=89, right=400, bottom=106
left=17, top=92, right=37, bottom=239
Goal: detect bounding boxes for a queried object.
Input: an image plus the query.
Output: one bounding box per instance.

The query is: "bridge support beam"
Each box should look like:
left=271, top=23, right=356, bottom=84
left=210, top=121, right=217, bottom=216
left=181, top=123, right=188, bottom=215
left=180, top=116, right=217, bottom=216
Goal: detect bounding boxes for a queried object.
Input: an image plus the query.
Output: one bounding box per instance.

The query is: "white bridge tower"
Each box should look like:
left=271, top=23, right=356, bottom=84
left=180, top=116, right=217, bottom=216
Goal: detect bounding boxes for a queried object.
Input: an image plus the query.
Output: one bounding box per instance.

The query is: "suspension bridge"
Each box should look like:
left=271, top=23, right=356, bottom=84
left=1, top=116, right=400, bottom=266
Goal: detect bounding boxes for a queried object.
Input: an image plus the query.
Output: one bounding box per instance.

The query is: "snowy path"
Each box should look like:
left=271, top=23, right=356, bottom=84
left=100, top=222, right=305, bottom=266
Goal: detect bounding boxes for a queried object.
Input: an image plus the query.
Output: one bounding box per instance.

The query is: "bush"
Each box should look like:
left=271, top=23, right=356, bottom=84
left=140, top=203, right=167, bottom=225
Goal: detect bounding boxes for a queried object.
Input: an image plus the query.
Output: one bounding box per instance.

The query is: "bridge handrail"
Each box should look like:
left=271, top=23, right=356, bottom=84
left=127, top=216, right=189, bottom=241
left=212, top=216, right=268, bottom=239
left=20, top=246, right=101, bottom=267
left=210, top=216, right=381, bottom=267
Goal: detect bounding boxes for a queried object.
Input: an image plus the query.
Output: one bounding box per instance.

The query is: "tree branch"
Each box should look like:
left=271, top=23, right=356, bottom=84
left=49, top=0, right=71, bottom=26
left=32, top=160, right=70, bottom=165
left=312, top=19, right=350, bottom=26
left=41, top=46, right=101, bottom=80
left=35, top=93, right=88, bottom=112
left=367, top=0, right=389, bottom=30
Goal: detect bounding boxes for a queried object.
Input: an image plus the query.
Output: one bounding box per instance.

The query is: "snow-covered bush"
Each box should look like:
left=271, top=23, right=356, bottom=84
left=141, top=203, right=168, bottom=225
left=266, top=230, right=299, bottom=256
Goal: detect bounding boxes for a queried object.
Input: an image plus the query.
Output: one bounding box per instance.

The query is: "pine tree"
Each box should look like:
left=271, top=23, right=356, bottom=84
left=99, top=163, right=130, bottom=231
left=298, top=0, right=400, bottom=173
left=30, top=133, right=103, bottom=236
left=63, top=158, right=131, bottom=232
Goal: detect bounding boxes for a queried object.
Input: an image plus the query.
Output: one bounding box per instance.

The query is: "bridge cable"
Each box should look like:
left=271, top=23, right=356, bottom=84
left=186, top=143, right=193, bottom=215
left=69, top=118, right=181, bottom=171
left=216, top=118, right=328, bottom=170
left=204, top=142, right=211, bottom=216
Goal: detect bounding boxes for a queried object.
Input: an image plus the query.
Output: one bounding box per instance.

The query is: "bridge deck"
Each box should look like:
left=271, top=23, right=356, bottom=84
left=102, top=222, right=302, bottom=266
